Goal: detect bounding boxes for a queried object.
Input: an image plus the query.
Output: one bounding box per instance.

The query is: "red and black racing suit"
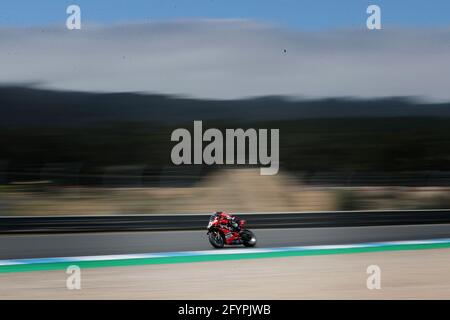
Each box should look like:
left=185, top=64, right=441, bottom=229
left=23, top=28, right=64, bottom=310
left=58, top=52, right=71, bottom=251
left=216, top=212, right=240, bottom=232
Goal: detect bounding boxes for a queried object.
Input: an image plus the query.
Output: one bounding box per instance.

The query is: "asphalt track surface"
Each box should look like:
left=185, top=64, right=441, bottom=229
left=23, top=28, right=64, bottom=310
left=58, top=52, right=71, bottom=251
left=2, top=223, right=450, bottom=260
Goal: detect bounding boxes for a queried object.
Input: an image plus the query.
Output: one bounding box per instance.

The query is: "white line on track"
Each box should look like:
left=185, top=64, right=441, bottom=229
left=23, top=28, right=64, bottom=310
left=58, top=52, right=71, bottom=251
left=1, top=238, right=450, bottom=267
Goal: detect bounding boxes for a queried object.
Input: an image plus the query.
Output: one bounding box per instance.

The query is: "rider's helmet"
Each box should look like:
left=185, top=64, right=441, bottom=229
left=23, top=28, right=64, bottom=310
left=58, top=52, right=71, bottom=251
left=216, top=211, right=234, bottom=223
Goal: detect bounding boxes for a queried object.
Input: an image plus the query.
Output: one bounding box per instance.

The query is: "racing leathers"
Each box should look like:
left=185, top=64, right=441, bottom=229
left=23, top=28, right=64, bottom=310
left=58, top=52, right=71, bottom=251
left=215, top=211, right=240, bottom=233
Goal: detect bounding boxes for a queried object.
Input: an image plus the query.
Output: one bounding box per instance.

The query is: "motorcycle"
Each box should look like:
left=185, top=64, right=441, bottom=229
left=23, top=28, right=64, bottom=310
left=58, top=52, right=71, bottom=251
left=206, top=214, right=257, bottom=248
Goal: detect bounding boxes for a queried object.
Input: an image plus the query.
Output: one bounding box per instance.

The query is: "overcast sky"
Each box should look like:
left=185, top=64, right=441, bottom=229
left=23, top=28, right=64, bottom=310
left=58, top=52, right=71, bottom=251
left=1, top=20, right=450, bottom=101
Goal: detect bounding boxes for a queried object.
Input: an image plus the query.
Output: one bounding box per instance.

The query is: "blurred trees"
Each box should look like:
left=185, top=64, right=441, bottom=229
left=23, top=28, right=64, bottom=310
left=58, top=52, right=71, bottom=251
left=1, top=87, right=450, bottom=186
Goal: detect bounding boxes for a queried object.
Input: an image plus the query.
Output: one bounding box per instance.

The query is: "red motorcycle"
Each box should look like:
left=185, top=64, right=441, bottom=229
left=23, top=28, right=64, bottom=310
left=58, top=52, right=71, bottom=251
left=206, top=214, right=257, bottom=248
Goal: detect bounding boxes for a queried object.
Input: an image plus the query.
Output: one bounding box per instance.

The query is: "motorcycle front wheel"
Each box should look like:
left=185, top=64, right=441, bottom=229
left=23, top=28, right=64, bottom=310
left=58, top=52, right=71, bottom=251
left=208, top=230, right=225, bottom=248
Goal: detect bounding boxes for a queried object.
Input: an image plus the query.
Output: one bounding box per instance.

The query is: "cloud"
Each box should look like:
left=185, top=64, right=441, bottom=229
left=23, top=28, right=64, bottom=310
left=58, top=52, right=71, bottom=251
left=1, top=20, right=450, bottom=101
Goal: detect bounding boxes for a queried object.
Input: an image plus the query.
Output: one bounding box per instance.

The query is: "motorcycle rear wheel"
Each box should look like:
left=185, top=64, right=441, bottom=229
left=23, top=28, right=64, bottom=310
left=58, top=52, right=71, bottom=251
left=241, top=229, right=257, bottom=247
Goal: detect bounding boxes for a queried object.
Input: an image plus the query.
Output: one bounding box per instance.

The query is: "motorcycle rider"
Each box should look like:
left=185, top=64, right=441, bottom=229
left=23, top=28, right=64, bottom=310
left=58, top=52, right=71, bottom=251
left=214, top=211, right=240, bottom=232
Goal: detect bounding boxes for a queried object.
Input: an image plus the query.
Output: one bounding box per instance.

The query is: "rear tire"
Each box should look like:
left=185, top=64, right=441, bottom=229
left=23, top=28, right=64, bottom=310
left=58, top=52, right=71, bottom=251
left=208, top=231, right=225, bottom=248
left=241, top=230, right=257, bottom=247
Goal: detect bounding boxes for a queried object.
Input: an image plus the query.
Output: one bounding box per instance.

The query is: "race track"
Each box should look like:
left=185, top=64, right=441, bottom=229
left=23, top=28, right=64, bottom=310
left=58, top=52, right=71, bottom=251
left=2, top=223, right=450, bottom=259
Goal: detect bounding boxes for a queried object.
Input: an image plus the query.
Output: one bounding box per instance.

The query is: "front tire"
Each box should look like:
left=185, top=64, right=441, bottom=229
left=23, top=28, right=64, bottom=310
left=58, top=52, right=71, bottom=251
left=208, top=230, right=225, bottom=248
left=241, top=230, right=257, bottom=247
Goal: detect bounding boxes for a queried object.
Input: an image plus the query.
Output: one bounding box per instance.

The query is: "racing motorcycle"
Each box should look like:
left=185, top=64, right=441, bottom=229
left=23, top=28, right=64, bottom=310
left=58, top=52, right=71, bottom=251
left=206, top=214, right=257, bottom=248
